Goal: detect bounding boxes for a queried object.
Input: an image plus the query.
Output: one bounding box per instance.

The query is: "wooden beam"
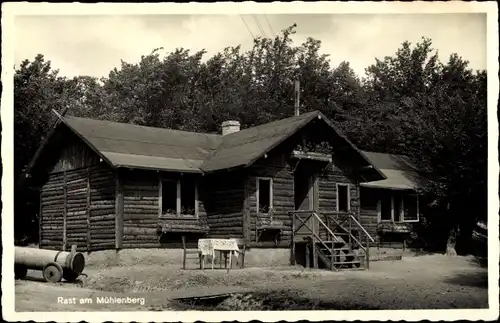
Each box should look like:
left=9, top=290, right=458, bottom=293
left=86, top=167, right=91, bottom=252
left=115, top=172, right=124, bottom=249
left=38, top=190, right=42, bottom=248
left=176, top=180, right=181, bottom=215
left=63, top=171, right=67, bottom=251
left=242, top=177, right=251, bottom=243
left=158, top=177, right=162, bottom=217
left=194, top=182, right=199, bottom=218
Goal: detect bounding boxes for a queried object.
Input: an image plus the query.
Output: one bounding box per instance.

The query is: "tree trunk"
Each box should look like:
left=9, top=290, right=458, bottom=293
left=446, top=227, right=458, bottom=256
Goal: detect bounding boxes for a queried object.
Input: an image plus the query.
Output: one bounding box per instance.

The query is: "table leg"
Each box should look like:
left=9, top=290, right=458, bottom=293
left=228, top=251, right=232, bottom=273
left=212, top=250, right=215, bottom=270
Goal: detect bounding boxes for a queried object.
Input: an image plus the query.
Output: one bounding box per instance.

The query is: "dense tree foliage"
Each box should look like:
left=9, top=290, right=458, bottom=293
left=13, top=26, right=487, bottom=255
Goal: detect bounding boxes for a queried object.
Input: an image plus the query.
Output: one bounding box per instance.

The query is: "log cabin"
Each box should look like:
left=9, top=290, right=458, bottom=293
left=24, top=110, right=426, bottom=270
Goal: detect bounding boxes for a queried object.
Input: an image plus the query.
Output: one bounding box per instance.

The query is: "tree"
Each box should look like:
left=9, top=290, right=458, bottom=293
left=14, top=54, right=86, bottom=242
left=15, top=30, right=485, bottom=255
left=361, top=38, right=487, bottom=255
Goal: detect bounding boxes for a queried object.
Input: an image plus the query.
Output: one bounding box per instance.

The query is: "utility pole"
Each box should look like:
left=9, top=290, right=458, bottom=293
left=294, top=78, right=300, bottom=116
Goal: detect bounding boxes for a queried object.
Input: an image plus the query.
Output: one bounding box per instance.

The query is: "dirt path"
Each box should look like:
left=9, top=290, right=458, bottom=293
left=15, top=255, right=489, bottom=311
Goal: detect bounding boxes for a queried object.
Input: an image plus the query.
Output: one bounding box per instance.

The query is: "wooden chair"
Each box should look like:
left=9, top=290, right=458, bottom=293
left=255, top=209, right=286, bottom=246
left=221, top=242, right=247, bottom=269
left=181, top=235, right=203, bottom=270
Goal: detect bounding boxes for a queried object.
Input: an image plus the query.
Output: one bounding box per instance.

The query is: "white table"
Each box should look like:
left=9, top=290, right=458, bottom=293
left=198, top=238, right=240, bottom=272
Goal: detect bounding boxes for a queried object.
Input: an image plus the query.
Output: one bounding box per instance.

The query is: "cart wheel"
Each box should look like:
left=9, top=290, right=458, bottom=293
left=43, top=262, right=63, bottom=283
left=14, top=264, right=28, bottom=279
left=63, top=269, right=80, bottom=282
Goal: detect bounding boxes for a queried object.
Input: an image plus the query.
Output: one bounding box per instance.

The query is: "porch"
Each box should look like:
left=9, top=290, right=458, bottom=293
left=290, top=210, right=374, bottom=271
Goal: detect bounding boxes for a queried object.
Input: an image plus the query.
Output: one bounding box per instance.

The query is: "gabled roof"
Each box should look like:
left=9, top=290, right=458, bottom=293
left=200, top=111, right=320, bottom=172
left=61, top=116, right=221, bottom=173
left=359, top=151, right=425, bottom=191
left=27, top=110, right=385, bottom=179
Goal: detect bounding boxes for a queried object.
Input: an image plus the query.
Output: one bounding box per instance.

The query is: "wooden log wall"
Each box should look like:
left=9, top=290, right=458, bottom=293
left=40, top=173, right=65, bottom=250
left=318, top=162, right=359, bottom=216
left=121, top=171, right=161, bottom=248
left=247, top=151, right=295, bottom=247
left=317, top=162, right=361, bottom=241
left=359, top=187, right=380, bottom=243
left=244, top=142, right=366, bottom=247
left=204, top=173, right=245, bottom=239
left=120, top=170, right=209, bottom=248
left=65, top=168, right=90, bottom=251
left=88, top=165, right=116, bottom=250
left=39, top=164, right=116, bottom=251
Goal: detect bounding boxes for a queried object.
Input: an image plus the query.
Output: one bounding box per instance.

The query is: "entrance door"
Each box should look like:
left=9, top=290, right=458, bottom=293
left=293, top=162, right=321, bottom=268
left=293, top=163, right=319, bottom=237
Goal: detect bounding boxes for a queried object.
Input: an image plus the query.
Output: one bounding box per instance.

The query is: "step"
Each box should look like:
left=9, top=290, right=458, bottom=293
left=332, top=260, right=361, bottom=265
left=323, top=253, right=358, bottom=258
left=335, top=267, right=367, bottom=271
left=319, top=248, right=351, bottom=253
left=320, top=248, right=354, bottom=253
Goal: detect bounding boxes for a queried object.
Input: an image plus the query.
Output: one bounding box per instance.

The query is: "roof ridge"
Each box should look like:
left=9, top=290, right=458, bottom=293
left=224, top=110, right=318, bottom=131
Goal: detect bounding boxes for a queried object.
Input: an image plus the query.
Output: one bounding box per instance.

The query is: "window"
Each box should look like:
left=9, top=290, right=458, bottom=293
left=257, top=178, right=273, bottom=214
left=403, top=194, right=419, bottom=222
left=379, top=191, right=392, bottom=221
left=160, top=178, right=198, bottom=217
left=377, top=191, right=420, bottom=223
left=337, top=184, right=350, bottom=212
left=161, top=180, right=178, bottom=215
left=393, top=194, right=403, bottom=222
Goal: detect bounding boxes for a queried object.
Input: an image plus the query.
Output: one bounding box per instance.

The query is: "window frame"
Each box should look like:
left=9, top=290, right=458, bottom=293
left=158, top=177, right=199, bottom=218
left=336, top=183, right=351, bottom=213
left=256, top=177, right=273, bottom=214
left=402, top=194, right=420, bottom=223
left=377, top=191, right=420, bottom=223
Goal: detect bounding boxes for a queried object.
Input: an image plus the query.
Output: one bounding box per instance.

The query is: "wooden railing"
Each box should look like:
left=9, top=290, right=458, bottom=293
left=289, top=210, right=340, bottom=271
left=291, top=210, right=374, bottom=270
left=323, top=211, right=374, bottom=269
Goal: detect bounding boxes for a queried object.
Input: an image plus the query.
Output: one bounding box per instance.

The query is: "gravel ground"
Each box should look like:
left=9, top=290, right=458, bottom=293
left=15, top=253, right=488, bottom=311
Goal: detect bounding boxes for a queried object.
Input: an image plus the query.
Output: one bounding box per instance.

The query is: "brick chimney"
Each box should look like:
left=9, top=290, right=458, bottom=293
left=221, top=120, right=240, bottom=136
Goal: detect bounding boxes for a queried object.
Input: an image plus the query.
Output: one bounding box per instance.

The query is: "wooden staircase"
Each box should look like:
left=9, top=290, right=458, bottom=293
left=290, top=210, right=374, bottom=271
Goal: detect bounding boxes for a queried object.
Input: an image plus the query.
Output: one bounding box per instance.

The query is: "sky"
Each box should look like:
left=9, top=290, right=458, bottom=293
left=14, top=13, right=487, bottom=79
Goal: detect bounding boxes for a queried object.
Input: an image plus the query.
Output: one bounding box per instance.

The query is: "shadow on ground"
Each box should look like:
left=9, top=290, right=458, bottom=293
left=410, top=250, right=442, bottom=256
left=170, top=290, right=382, bottom=311
left=443, top=271, right=488, bottom=289
left=20, top=276, right=85, bottom=286
left=22, top=276, right=46, bottom=283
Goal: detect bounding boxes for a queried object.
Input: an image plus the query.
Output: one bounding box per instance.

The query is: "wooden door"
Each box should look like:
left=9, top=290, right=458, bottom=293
left=294, top=165, right=319, bottom=239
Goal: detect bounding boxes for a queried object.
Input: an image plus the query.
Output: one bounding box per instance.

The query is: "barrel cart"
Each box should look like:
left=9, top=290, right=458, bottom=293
left=14, top=245, right=86, bottom=283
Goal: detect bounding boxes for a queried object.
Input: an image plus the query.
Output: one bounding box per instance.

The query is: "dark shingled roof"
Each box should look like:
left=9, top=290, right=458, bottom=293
left=62, top=116, right=221, bottom=173
left=200, top=111, right=320, bottom=172
left=27, top=110, right=386, bottom=180
left=47, top=111, right=329, bottom=174
left=360, top=151, right=425, bottom=191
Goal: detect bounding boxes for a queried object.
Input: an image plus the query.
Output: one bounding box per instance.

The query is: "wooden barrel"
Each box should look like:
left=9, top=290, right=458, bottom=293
left=14, top=247, right=85, bottom=276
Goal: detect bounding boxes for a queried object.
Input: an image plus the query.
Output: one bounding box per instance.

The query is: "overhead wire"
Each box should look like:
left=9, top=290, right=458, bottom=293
left=240, top=15, right=256, bottom=40
left=264, top=15, right=276, bottom=38
left=252, top=15, right=268, bottom=38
